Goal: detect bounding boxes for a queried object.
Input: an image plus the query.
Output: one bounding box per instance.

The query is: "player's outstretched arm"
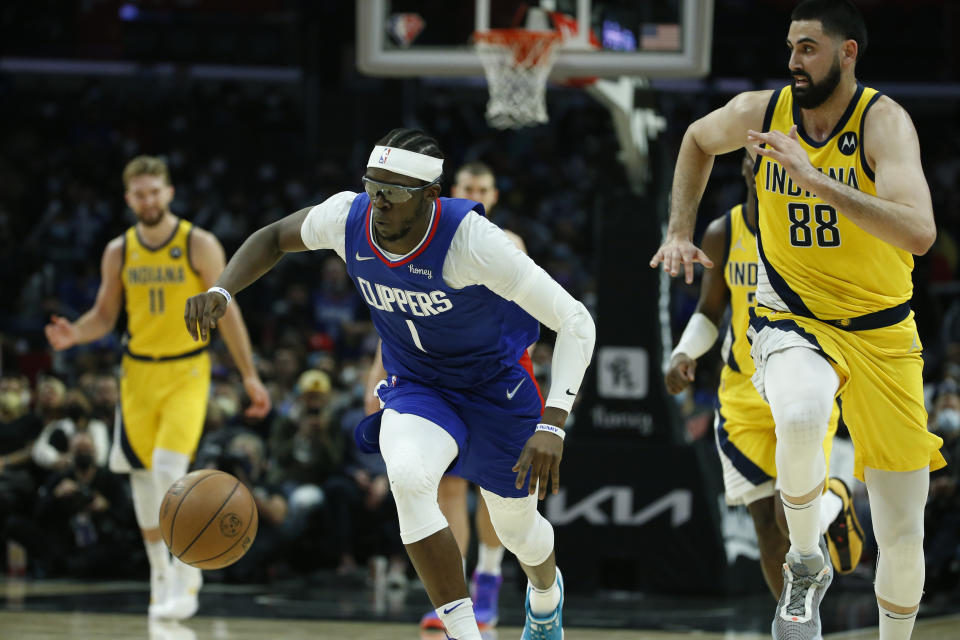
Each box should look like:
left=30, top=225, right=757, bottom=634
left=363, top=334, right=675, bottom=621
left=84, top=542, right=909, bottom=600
left=45, top=237, right=124, bottom=351
left=749, top=98, right=935, bottom=255
left=189, top=228, right=271, bottom=418
left=651, top=90, right=771, bottom=283
left=184, top=207, right=311, bottom=342
left=665, top=216, right=729, bottom=394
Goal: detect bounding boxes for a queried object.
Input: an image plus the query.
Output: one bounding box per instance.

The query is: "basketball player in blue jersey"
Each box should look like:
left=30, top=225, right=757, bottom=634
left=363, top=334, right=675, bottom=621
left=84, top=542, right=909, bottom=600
left=665, top=153, right=863, bottom=599
left=364, top=161, right=523, bottom=633
left=185, top=128, right=595, bottom=640
left=652, top=2, right=943, bottom=638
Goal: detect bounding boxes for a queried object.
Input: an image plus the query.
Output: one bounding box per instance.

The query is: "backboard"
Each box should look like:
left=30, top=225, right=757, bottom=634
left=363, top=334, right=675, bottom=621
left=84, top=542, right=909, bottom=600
left=356, top=0, right=713, bottom=79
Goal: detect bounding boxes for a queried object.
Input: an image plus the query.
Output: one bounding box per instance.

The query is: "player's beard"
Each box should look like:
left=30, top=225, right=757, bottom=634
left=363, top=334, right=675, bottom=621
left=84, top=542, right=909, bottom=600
left=136, top=207, right=166, bottom=227
left=791, top=57, right=842, bottom=109
left=375, top=198, right=430, bottom=243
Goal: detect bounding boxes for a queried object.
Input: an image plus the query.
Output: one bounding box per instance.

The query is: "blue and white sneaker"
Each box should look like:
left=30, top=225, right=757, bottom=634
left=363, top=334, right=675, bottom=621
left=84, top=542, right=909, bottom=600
left=522, top=568, right=564, bottom=640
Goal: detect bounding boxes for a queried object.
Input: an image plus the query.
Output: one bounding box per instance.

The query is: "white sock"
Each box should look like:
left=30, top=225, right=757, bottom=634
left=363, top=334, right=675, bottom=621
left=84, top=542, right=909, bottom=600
left=782, top=494, right=822, bottom=558
left=819, top=489, right=843, bottom=534
left=476, top=544, right=504, bottom=576
left=145, top=539, right=170, bottom=577
left=878, top=604, right=917, bottom=640
left=436, top=597, right=481, bottom=640
left=528, top=569, right=561, bottom=616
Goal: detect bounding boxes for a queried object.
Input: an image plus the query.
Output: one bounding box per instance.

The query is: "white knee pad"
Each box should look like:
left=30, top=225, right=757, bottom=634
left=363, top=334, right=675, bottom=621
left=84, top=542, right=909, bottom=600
left=130, top=448, right=190, bottom=530
left=481, top=489, right=554, bottom=567
left=875, top=532, right=925, bottom=608
left=130, top=471, right=161, bottom=530
left=773, top=399, right=829, bottom=497
left=867, top=467, right=928, bottom=608
left=152, top=448, right=190, bottom=496
left=764, top=347, right=836, bottom=498
left=380, top=410, right=457, bottom=544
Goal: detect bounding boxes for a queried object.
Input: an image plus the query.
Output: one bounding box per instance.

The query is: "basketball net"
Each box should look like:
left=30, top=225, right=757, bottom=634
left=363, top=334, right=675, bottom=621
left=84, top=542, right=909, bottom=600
left=473, top=29, right=561, bottom=130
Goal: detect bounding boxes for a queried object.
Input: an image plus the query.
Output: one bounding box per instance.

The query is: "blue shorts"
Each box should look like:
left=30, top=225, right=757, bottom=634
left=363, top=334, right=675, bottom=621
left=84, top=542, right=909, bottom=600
left=355, top=356, right=543, bottom=498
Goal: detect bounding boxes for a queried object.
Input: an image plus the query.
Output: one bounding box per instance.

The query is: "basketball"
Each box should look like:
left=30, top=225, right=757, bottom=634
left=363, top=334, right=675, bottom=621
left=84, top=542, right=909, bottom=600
left=159, top=469, right=258, bottom=570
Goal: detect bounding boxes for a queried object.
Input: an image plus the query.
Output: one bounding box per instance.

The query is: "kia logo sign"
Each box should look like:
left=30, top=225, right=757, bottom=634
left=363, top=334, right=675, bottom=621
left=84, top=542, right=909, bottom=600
left=546, top=487, right=693, bottom=527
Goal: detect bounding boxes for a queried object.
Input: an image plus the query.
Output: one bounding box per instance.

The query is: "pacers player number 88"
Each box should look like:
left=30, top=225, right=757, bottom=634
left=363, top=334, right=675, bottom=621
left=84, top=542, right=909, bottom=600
left=787, top=203, right=841, bottom=248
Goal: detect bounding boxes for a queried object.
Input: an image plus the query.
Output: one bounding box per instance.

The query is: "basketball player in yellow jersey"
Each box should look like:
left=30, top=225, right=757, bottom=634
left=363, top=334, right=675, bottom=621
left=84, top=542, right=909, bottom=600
left=651, top=2, right=943, bottom=638
left=665, top=153, right=862, bottom=600
left=45, top=156, right=270, bottom=621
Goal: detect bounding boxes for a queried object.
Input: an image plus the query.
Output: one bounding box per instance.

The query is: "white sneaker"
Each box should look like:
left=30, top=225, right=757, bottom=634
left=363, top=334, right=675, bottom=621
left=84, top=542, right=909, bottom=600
left=147, top=569, right=169, bottom=618
left=152, top=561, right=202, bottom=620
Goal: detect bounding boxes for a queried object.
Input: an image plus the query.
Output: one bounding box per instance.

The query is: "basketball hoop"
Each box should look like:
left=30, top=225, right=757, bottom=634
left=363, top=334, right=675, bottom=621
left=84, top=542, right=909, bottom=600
left=473, top=29, right=562, bottom=130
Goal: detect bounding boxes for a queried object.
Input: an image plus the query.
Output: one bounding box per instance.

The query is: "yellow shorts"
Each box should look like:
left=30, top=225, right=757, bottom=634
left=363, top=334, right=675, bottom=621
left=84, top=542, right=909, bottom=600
left=715, top=367, right=838, bottom=505
left=110, top=351, right=210, bottom=471
left=749, top=306, right=945, bottom=481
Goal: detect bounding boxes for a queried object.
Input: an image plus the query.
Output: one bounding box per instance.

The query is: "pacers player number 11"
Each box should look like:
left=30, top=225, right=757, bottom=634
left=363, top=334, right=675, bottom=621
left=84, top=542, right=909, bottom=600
left=149, top=287, right=166, bottom=314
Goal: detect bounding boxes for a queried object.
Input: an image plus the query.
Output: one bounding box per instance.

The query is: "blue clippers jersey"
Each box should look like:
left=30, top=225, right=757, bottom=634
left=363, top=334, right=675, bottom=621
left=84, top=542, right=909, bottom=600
left=344, top=194, right=539, bottom=388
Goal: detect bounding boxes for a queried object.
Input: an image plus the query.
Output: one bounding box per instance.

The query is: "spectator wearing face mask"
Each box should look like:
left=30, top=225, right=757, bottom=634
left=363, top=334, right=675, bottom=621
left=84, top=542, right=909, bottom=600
left=32, top=389, right=110, bottom=470
left=6, top=432, right=133, bottom=577
left=925, top=379, right=960, bottom=595
left=265, top=369, right=351, bottom=574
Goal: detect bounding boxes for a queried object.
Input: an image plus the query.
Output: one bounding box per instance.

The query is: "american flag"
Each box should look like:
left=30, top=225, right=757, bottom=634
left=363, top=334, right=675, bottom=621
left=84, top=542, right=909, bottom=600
left=640, top=23, right=681, bottom=51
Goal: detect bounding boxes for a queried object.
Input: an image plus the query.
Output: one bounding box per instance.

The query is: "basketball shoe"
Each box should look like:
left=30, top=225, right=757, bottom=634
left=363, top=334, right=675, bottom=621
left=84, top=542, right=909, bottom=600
left=147, top=568, right=169, bottom=618
left=772, top=536, right=833, bottom=640
left=522, top=569, right=563, bottom=640
left=152, top=560, right=202, bottom=620
left=824, top=478, right=864, bottom=574
left=471, top=571, right=503, bottom=629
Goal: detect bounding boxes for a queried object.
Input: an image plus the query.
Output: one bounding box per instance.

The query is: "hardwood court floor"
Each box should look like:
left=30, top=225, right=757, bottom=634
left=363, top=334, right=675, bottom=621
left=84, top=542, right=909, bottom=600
left=1, top=610, right=959, bottom=639
left=3, top=577, right=960, bottom=639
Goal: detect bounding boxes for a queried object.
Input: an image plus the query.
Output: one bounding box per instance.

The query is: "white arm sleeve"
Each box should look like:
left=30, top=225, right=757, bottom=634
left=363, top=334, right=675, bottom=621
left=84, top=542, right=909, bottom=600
left=671, top=312, right=719, bottom=361
left=444, top=213, right=596, bottom=413
left=299, top=190, right=356, bottom=260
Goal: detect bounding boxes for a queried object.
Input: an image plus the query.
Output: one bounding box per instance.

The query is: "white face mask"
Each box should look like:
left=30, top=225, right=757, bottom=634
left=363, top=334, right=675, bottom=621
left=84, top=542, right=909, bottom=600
left=936, top=408, right=960, bottom=434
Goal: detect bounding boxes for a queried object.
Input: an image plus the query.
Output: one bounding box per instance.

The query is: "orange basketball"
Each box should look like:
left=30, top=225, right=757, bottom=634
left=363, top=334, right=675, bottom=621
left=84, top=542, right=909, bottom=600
left=159, top=469, right=258, bottom=570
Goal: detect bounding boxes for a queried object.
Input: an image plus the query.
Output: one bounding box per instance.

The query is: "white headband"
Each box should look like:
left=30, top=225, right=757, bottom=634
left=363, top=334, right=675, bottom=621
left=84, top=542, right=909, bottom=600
left=367, top=145, right=443, bottom=182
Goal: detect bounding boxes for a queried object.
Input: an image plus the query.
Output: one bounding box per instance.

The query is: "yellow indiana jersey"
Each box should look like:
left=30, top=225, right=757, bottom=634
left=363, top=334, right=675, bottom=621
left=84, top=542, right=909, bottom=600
left=122, top=219, right=208, bottom=358
left=719, top=203, right=759, bottom=376
left=753, top=84, right=913, bottom=320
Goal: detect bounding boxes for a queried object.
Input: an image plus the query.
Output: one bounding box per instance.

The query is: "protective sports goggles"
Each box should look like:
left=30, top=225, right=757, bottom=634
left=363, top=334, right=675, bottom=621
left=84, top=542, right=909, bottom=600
left=361, top=175, right=441, bottom=204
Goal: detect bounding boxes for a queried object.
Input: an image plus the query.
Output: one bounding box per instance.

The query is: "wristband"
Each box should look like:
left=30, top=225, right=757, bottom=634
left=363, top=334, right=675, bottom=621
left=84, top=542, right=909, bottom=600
left=536, top=423, right=565, bottom=440
left=207, top=286, right=232, bottom=305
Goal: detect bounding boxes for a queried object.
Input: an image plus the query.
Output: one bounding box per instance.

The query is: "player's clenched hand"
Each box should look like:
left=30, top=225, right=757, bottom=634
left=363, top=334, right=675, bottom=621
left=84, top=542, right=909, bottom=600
left=649, top=237, right=714, bottom=284
left=748, top=126, right=817, bottom=193
left=184, top=291, right=228, bottom=342
left=513, top=430, right=564, bottom=500
left=45, top=315, right=78, bottom=351
left=665, top=353, right=697, bottom=394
